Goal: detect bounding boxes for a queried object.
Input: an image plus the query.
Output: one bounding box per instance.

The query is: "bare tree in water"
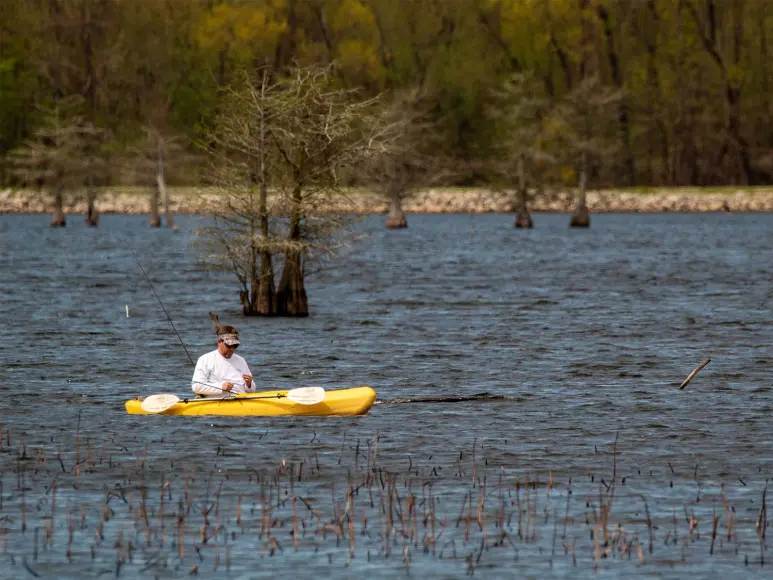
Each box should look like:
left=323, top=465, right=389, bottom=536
left=128, top=128, right=194, bottom=231
left=362, top=90, right=449, bottom=229
left=9, top=97, right=108, bottom=227
left=551, top=76, right=621, bottom=228
left=486, top=74, right=552, bottom=228
left=197, top=70, right=280, bottom=315
left=198, top=65, right=391, bottom=317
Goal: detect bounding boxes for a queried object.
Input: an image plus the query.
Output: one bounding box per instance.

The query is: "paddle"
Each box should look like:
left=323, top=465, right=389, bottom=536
left=141, top=394, right=181, bottom=413
left=140, top=386, right=327, bottom=414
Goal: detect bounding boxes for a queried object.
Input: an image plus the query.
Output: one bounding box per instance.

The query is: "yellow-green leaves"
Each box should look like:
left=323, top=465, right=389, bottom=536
left=196, top=1, right=288, bottom=69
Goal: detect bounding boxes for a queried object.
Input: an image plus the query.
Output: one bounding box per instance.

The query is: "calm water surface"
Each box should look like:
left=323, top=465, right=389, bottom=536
left=0, top=212, right=771, bottom=578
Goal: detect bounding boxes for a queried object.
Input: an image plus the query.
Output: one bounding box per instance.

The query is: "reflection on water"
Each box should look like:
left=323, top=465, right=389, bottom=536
left=0, top=212, right=771, bottom=578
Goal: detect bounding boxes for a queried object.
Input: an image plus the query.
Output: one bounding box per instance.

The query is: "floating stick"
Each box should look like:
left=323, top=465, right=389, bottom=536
left=679, top=359, right=711, bottom=390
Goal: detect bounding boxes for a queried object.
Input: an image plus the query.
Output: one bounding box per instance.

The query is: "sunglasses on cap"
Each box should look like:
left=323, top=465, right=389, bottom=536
left=220, top=340, right=239, bottom=349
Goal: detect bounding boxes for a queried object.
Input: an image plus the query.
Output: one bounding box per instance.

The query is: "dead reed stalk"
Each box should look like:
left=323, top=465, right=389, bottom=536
left=710, top=504, right=719, bottom=555
left=758, top=486, right=767, bottom=565
left=291, top=466, right=299, bottom=550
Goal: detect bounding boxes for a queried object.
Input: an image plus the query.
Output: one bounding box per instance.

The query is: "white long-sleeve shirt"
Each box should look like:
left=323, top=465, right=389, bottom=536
left=191, top=350, right=254, bottom=396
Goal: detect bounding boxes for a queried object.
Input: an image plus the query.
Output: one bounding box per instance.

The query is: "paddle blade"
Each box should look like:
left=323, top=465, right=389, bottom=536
left=286, top=387, right=326, bottom=406
left=141, top=394, right=181, bottom=413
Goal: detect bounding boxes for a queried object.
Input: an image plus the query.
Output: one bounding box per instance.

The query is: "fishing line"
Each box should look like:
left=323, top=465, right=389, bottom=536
left=123, top=235, right=196, bottom=367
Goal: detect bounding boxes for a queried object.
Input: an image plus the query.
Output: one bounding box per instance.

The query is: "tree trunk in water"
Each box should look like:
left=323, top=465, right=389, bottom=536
left=248, top=83, right=276, bottom=317
left=51, top=185, right=66, bottom=227
left=514, top=156, right=533, bottom=228
left=275, top=250, right=308, bottom=317
left=85, top=189, right=99, bottom=226
left=250, top=249, right=276, bottom=315
left=156, top=135, right=177, bottom=230
left=240, top=291, right=251, bottom=314
left=158, top=174, right=177, bottom=231
left=275, top=184, right=308, bottom=317
left=245, top=213, right=260, bottom=317
left=570, top=201, right=590, bottom=228
left=514, top=209, right=533, bottom=228
left=149, top=186, right=161, bottom=227
left=385, top=193, right=407, bottom=228
left=570, top=155, right=590, bottom=228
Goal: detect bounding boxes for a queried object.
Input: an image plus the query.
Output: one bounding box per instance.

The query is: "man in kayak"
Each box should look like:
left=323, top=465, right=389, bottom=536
left=191, top=326, right=254, bottom=397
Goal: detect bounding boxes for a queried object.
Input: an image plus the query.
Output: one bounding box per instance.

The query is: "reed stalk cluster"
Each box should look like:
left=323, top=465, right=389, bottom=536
left=0, top=425, right=767, bottom=576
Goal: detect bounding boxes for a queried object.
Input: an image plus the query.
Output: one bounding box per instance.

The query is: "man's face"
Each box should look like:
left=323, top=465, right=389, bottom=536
left=218, top=339, right=238, bottom=358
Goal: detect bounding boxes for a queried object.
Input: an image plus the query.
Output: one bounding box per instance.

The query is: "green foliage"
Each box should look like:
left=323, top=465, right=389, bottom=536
left=2, top=0, right=773, bottom=187
left=9, top=96, right=111, bottom=196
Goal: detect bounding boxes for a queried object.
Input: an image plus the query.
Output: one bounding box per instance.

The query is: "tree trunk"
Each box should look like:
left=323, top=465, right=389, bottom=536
left=51, top=185, right=66, bottom=227
left=252, top=179, right=276, bottom=315
left=239, top=291, right=250, bottom=314
left=149, top=185, right=161, bottom=227
left=251, top=248, right=276, bottom=315
left=683, top=0, right=753, bottom=184
left=155, top=135, right=177, bottom=230
left=245, top=212, right=259, bottom=317
left=570, top=201, right=590, bottom=228
left=249, top=75, right=276, bottom=316
left=85, top=189, right=99, bottom=226
left=275, top=249, right=308, bottom=317
left=570, top=153, right=590, bottom=228
left=275, top=184, right=308, bottom=317
left=371, top=3, right=394, bottom=90
left=514, top=156, right=533, bottom=228
left=597, top=3, right=635, bottom=186
left=272, top=0, right=298, bottom=74
left=514, top=211, right=533, bottom=228
left=385, top=192, right=407, bottom=228
left=158, top=174, right=177, bottom=231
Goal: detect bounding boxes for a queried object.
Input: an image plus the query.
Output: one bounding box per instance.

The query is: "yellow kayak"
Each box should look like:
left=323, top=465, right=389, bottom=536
left=125, top=386, right=376, bottom=417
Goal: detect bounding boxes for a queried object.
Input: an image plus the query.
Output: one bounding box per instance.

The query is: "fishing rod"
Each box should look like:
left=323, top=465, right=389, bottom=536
left=123, top=235, right=196, bottom=367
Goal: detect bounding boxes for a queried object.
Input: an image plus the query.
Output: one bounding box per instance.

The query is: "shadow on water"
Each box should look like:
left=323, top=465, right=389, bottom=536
left=0, top=212, right=771, bottom=578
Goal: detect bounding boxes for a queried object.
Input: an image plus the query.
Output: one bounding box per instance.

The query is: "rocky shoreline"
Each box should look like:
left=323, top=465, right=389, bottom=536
left=2, top=187, right=773, bottom=214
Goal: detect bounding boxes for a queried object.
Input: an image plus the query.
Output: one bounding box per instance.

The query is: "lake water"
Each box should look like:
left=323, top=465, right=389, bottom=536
left=0, top=212, right=771, bottom=578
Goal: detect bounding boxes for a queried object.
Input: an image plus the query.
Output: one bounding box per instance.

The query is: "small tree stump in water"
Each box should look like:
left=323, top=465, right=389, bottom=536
left=386, top=213, right=407, bottom=228
left=51, top=190, right=66, bottom=227
left=85, top=205, right=99, bottom=227
left=149, top=191, right=161, bottom=227
left=385, top=200, right=407, bottom=229
left=514, top=211, right=533, bottom=228
left=570, top=203, right=590, bottom=227
left=51, top=209, right=66, bottom=227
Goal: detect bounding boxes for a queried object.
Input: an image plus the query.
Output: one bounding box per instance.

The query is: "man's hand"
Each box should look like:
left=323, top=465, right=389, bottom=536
left=243, top=375, right=253, bottom=389
left=222, top=382, right=234, bottom=392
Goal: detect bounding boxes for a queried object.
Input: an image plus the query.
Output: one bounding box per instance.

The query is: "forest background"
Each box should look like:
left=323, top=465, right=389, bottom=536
left=3, top=0, right=772, bottom=194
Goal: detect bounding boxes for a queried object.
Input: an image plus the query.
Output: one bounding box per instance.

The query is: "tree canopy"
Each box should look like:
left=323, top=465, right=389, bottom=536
left=3, top=0, right=773, bottom=189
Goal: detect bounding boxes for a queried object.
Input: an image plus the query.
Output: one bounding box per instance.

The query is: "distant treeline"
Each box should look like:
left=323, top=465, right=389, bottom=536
left=2, top=0, right=772, bottom=188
